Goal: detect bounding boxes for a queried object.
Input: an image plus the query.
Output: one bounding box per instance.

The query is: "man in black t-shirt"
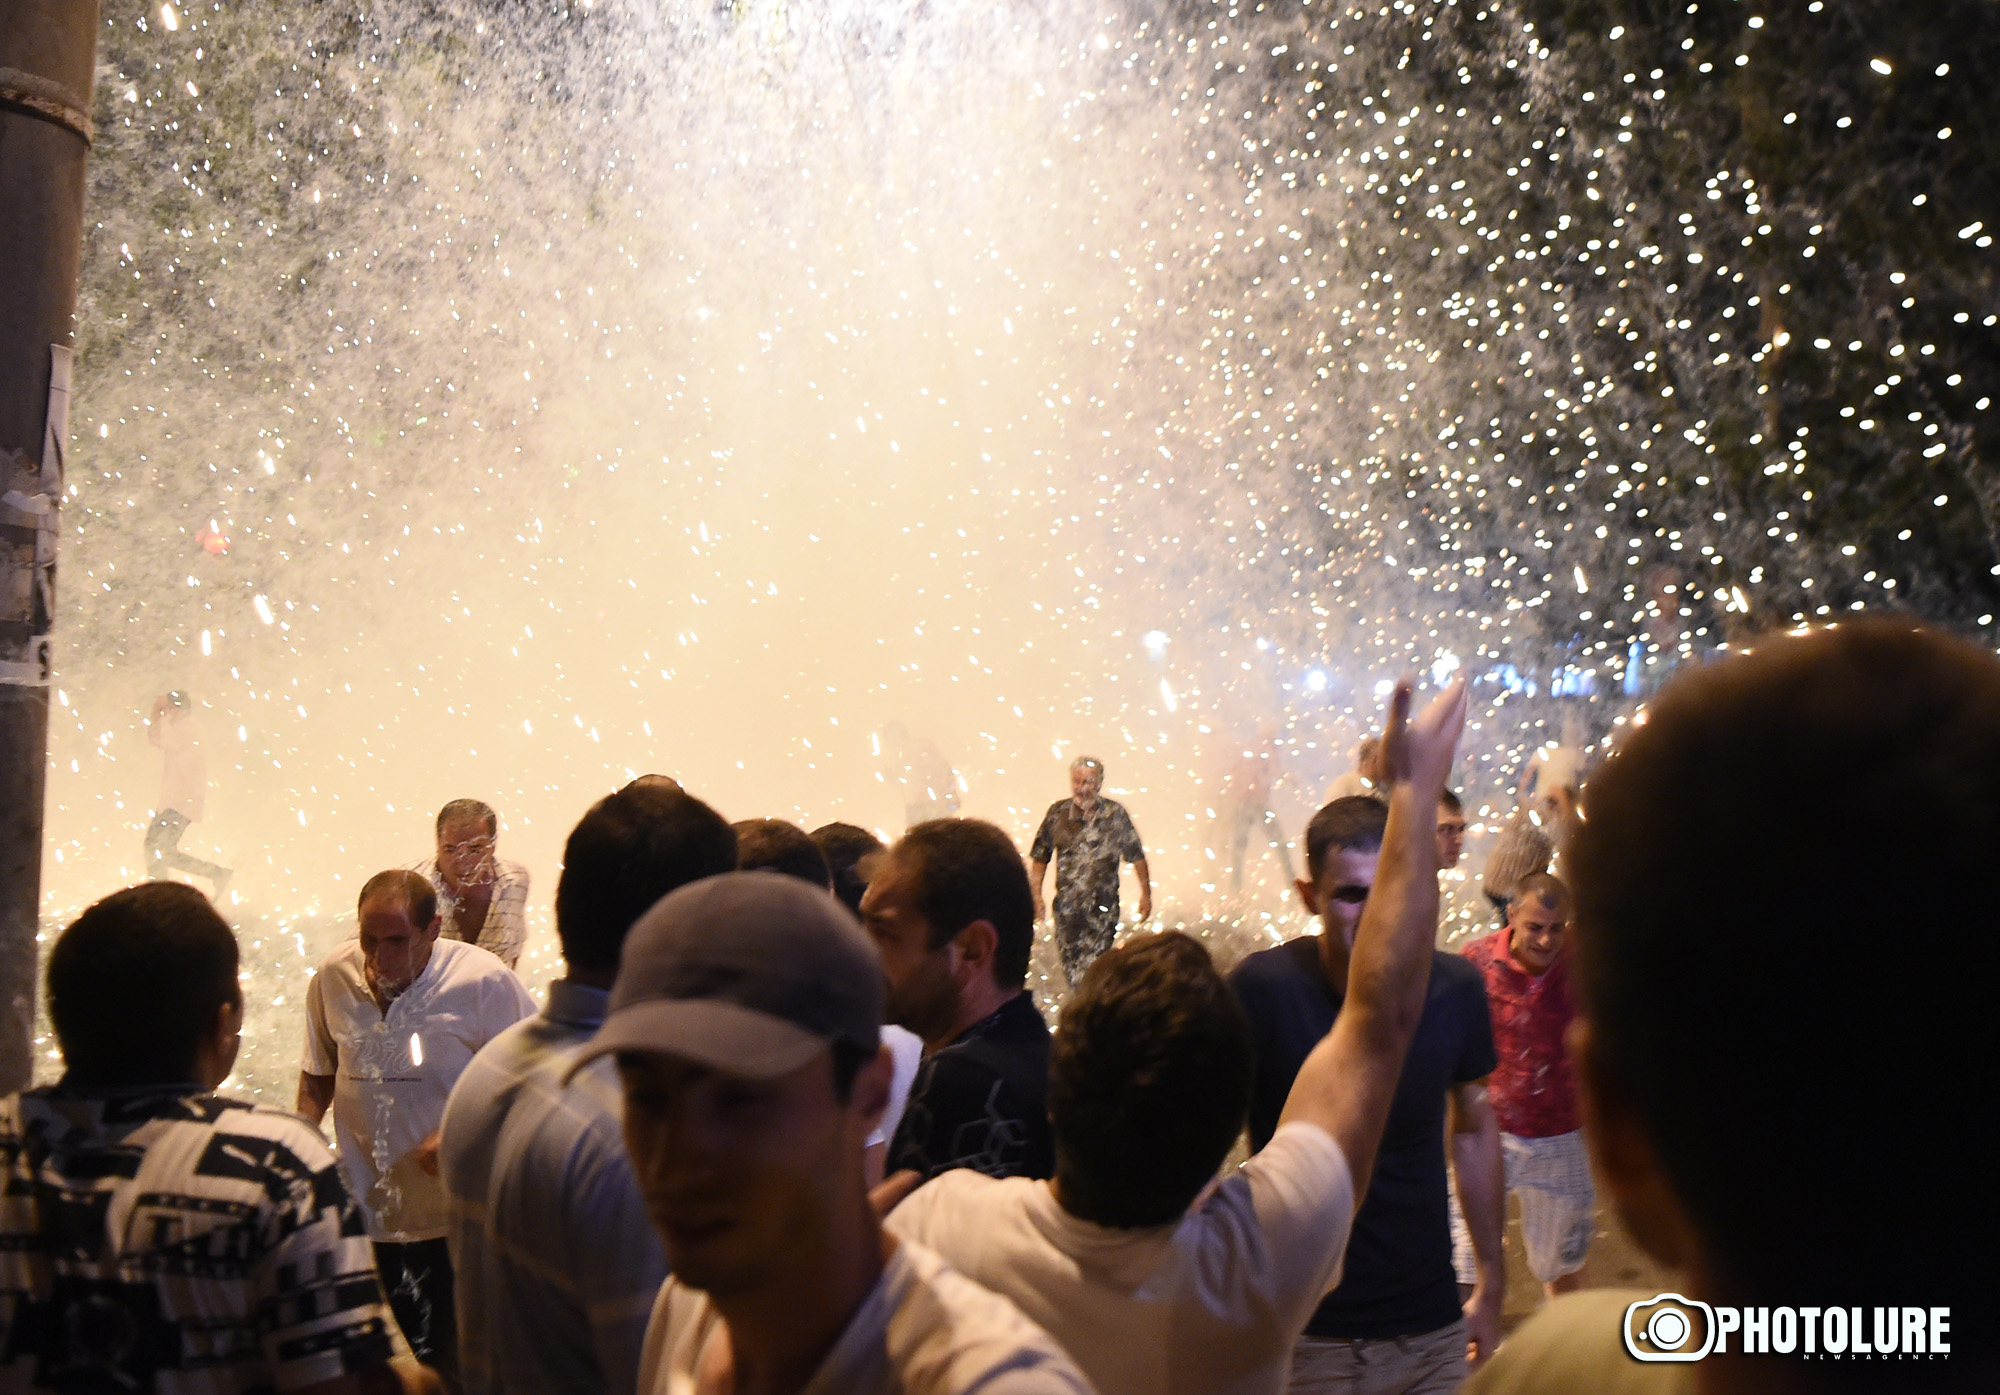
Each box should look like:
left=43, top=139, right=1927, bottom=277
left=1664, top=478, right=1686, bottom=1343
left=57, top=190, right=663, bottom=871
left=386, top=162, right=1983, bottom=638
left=1233, top=795, right=1505, bottom=1394
left=859, top=818, right=1055, bottom=1185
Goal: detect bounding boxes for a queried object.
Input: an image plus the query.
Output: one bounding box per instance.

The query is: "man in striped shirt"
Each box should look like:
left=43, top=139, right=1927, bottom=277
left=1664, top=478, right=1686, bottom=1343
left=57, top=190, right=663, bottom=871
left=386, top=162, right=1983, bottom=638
left=0, top=882, right=437, bottom=1394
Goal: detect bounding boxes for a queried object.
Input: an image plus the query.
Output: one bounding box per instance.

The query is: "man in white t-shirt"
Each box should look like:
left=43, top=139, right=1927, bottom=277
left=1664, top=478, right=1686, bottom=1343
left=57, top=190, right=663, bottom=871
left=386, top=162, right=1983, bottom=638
left=563, top=872, right=1096, bottom=1395
left=883, top=678, right=1467, bottom=1395
left=299, top=869, right=536, bottom=1385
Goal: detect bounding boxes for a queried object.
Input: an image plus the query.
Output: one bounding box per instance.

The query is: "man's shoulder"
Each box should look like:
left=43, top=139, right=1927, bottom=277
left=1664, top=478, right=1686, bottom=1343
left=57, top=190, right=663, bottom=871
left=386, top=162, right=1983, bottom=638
left=888, top=1165, right=1017, bottom=1238
left=1429, top=948, right=1488, bottom=997
left=889, top=1238, right=1096, bottom=1393
left=1466, top=1291, right=1695, bottom=1395
left=19, top=1090, right=335, bottom=1173
left=433, top=936, right=524, bottom=983
left=194, top=1097, right=342, bottom=1166
left=1461, top=930, right=1506, bottom=968
left=923, top=1030, right=1041, bottom=1094
left=935, top=997, right=1050, bottom=1073
left=1231, top=935, right=1320, bottom=996
left=313, top=936, right=365, bottom=977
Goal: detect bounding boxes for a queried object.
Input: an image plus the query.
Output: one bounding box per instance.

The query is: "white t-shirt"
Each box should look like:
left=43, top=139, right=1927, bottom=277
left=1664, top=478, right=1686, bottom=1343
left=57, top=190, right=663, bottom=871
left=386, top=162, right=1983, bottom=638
left=303, top=937, right=536, bottom=1241
left=637, top=1235, right=1097, bottom=1395
left=1322, top=770, right=1376, bottom=805
left=866, top=1024, right=925, bottom=1150
left=886, top=1122, right=1353, bottom=1395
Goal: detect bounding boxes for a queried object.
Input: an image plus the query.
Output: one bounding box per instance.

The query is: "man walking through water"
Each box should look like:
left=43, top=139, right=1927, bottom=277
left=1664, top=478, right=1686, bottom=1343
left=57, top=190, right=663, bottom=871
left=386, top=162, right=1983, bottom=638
left=414, top=798, right=532, bottom=969
left=1030, top=757, right=1151, bottom=986
left=143, top=690, right=231, bottom=897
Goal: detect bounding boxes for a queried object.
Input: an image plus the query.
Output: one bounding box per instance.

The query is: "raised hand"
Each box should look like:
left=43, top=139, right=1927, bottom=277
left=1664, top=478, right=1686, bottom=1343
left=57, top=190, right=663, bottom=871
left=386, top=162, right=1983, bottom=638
left=1376, top=676, right=1468, bottom=796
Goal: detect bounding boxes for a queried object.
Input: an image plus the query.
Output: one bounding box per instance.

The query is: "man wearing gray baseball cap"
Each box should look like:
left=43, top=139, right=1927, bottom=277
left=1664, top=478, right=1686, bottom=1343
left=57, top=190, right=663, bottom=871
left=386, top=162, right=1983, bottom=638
left=569, top=871, right=1097, bottom=1395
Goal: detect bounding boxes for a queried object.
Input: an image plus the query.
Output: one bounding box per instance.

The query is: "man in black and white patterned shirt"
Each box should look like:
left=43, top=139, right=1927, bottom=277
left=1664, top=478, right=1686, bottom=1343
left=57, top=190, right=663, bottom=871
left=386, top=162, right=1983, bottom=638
left=0, top=882, right=437, bottom=1395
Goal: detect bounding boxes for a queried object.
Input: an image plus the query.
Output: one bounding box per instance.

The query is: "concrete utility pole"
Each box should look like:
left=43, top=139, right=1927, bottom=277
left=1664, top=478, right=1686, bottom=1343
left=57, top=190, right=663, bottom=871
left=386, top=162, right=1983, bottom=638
left=1, top=0, right=99, bottom=1092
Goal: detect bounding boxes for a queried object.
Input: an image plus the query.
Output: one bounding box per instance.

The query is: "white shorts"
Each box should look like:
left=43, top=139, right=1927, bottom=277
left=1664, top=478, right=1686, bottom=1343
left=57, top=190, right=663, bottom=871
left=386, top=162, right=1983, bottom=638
left=1502, top=1129, right=1596, bottom=1282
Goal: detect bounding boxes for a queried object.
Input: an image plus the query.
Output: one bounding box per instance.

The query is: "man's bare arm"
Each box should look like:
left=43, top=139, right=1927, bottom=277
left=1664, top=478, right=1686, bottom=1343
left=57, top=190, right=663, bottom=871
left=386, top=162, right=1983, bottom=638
left=1028, top=859, right=1049, bottom=920
left=1279, top=678, right=1467, bottom=1201
left=1132, top=857, right=1152, bottom=920
left=1450, top=1080, right=1506, bottom=1366
left=297, top=1072, right=335, bottom=1128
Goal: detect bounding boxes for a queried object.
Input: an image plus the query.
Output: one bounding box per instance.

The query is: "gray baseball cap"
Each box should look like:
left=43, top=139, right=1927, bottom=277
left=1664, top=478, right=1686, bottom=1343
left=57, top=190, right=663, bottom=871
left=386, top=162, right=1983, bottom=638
left=567, top=870, right=884, bottom=1080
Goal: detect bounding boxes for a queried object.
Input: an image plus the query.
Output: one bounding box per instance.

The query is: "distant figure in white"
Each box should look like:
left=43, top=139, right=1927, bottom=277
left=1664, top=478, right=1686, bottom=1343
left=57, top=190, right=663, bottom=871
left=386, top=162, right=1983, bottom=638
left=880, top=721, right=963, bottom=827
left=413, top=798, right=532, bottom=969
left=144, top=690, right=232, bottom=897
left=1323, top=734, right=1384, bottom=805
left=1216, top=725, right=1297, bottom=900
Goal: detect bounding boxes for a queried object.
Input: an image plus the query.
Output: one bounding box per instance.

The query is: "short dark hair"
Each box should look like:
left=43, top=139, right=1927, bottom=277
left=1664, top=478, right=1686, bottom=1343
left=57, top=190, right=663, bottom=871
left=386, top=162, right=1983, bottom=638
left=1572, top=620, right=2000, bottom=1360
left=812, top=822, right=885, bottom=916
left=1304, top=795, right=1388, bottom=880
left=358, top=869, right=438, bottom=929
left=557, top=788, right=738, bottom=974
left=891, top=819, right=1035, bottom=989
left=1440, top=788, right=1463, bottom=814
left=1049, top=932, right=1251, bottom=1227
left=48, top=883, right=241, bottom=1086
left=732, top=819, right=833, bottom=890
left=436, top=798, right=498, bottom=838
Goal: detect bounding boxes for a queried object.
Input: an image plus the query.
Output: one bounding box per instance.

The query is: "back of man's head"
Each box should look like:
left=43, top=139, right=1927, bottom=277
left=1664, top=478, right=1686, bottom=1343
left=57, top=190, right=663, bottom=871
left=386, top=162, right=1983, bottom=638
left=733, top=818, right=833, bottom=890
left=1049, top=931, right=1251, bottom=1228
left=556, top=787, right=738, bottom=975
left=1304, top=795, right=1388, bottom=881
left=48, top=883, right=240, bottom=1087
left=812, top=822, right=885, bottom=916
left=1571, top=620, right=1998, bottom=1381
left=891, top=819, right=1035, bottom=988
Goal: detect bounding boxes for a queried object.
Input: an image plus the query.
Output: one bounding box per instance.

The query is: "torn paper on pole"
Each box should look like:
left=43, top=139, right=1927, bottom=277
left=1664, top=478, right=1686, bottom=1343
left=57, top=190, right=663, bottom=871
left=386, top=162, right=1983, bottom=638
left=1, top=345, right=67, bottom=687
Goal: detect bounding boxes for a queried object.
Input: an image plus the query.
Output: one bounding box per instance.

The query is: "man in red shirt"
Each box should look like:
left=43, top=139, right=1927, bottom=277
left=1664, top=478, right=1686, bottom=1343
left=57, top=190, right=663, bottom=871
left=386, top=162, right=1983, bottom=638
left=1462, top=873, right=1591, bottom=1300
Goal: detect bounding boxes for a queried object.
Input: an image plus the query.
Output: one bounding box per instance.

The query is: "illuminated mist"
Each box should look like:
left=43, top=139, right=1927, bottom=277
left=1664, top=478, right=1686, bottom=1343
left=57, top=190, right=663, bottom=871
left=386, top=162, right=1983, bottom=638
left=41, top=0, right=1992, bottom=1093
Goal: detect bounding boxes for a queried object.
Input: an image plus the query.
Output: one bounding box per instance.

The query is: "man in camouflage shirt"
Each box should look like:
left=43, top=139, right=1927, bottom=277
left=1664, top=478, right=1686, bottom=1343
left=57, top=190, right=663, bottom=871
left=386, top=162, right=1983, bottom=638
left=1029, top=757, right=1152, bottom=985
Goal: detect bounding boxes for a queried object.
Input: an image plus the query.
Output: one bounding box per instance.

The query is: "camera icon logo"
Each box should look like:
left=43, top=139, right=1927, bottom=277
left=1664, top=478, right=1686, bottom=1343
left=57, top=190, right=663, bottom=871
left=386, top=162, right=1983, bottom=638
left=1624, top=1294, right=1718, bottom=1363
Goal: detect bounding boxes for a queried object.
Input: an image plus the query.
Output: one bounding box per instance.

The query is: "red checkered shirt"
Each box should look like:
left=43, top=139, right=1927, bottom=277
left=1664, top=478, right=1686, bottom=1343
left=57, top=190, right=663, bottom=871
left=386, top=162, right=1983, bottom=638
left=1462, top=930, right=1580, bottom=1138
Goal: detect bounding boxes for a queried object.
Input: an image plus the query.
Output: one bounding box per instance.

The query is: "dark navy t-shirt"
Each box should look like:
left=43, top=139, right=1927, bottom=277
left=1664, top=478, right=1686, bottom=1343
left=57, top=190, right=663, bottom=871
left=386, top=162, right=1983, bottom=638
left=886, top=991, right=1056, bottom=1182
left=1231, top=934, right=1497, bottom=1339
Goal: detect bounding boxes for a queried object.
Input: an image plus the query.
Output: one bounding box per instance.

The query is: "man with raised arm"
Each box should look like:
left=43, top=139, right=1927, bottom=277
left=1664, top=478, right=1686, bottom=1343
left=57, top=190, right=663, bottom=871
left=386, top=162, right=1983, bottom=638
left=1233, top=789, right=1506, bottom=1395
left=883, top=679, right=1466, bottom=1395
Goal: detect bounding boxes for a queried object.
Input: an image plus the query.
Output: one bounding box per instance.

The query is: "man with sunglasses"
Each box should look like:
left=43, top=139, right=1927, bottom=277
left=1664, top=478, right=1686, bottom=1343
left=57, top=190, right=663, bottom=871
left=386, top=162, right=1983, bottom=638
left=415, top=798, right=533, bottom=968
left=1232, top=796, right=1505, bottom=1394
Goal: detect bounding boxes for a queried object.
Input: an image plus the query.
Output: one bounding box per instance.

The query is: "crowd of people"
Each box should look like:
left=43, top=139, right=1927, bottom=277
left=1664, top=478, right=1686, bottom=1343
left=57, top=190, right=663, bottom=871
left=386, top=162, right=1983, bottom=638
left=2, top=618, right=1991, bottom=1395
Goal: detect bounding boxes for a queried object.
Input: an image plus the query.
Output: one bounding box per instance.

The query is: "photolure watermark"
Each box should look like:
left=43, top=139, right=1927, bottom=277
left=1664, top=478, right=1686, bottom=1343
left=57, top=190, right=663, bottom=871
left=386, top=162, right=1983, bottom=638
left=1623, top=1293, right=1952, bottom=1364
